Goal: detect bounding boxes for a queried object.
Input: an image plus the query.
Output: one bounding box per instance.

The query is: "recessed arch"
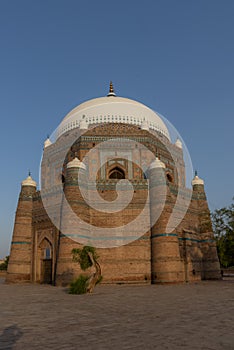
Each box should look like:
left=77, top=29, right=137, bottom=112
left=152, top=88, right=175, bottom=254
left=166, top=173, right=173, bottom=183
left=38, top=237, right=53, bottom=284
left=109, top=166, right=125, bottom=179
left=61, top=174, right=65, bottom=184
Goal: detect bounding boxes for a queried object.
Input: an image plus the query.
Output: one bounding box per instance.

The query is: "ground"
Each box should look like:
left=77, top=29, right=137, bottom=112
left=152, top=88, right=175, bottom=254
left=0, top=278, right=233, bottom=350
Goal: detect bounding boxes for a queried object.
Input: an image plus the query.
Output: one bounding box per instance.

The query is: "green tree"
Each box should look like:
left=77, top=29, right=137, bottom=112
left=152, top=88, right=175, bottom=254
left=69, top=246, right=102, bottom=294
left=212, top=199, right=234, bottom=268
left=0, top=256, right=9, bottom=271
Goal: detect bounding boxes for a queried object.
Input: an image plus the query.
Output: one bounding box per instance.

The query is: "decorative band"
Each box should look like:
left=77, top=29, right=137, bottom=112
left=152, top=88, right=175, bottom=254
left=12, top=241, right=31, bottom=245
left=179, top=237, right=215, bottom=243
left=152, top=233, right=178, bottom=239
left=152, top=234, right=215, bottom=243
left=60, top=233, right=141, bottom=241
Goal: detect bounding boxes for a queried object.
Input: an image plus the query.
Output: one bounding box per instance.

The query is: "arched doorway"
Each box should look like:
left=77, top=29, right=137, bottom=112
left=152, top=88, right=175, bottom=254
left=39, top=238, right=53, bottom=284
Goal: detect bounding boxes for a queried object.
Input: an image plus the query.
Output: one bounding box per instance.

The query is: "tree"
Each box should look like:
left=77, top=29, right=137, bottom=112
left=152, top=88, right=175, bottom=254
left=0, top=256, right=9, bottom=271
left=69, top=246, right=102, bottom=294
left=212, top=199, right=234, bottom=268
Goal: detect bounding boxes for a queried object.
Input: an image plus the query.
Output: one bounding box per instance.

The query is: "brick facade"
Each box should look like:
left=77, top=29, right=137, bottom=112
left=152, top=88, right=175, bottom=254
left=6, top=122, right=221, bottom=285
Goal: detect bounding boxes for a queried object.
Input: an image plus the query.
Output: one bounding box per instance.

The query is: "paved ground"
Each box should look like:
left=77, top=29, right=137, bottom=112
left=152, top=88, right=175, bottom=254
left=0, top=278, right=234, bottom=350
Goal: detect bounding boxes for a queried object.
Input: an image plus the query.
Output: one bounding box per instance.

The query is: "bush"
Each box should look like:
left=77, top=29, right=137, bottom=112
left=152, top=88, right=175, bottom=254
left=72, top=246, right=99, bottom=270
left=0, top=256, right=9, bottom=271
left=71, top=246, right=102, bottom=294
left=69, top=275, right=89, bottom=294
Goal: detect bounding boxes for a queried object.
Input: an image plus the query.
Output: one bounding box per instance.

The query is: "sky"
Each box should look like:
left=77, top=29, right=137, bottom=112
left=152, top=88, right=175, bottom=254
left=0, top=0, right=233, bottom=258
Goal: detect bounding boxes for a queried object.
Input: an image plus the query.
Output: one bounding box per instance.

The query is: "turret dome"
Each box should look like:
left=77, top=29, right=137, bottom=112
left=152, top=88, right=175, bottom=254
left=21, top=173, right=37, bottom=187
left=175, top=138, right=183, bottom=149
left=44, top=137, right=52, bottom=148
left=67, top=157, right=86, bottom=170
left=191, top=172, right=204, bottom=186
left=149, top=157, right=166, bottom=169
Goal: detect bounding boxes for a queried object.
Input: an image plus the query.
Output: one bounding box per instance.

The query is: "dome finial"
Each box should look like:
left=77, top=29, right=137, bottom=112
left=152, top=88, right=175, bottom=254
left=109, top=81, right=114, bottom=93
left=28, top=170, right=31, bottom=177
left=107, top=81, right=116, bottom=97
left=195, top=170, right=198, bottom=176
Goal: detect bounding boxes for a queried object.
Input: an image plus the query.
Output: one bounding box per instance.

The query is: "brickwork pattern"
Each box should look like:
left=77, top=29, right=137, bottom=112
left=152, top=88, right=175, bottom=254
left=6, top=124, right=221, bottom=285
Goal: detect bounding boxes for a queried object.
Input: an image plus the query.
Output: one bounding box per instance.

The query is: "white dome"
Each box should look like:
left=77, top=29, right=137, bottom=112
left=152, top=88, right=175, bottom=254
left=175, top=138, right=182, bottom=149
left=192, top=175, right=204, bottom=186
left=149, top=157, right=166, bottom=169
left=67, top=157, right=86, bottom=170
left=22, top=175, right=37, bottom=187
left=44, top=137, right=52, bottom=148
left=56, top=95, right=170, bottom=140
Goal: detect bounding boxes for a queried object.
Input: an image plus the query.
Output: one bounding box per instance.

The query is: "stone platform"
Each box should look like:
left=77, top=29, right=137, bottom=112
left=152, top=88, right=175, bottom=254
left=0, top=278, right=233, bottom=349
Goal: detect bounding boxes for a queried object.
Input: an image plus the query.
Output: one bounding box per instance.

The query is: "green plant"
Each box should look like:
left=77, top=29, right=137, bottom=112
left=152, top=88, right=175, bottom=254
left=0, top=256, right=9, bottom=271
left=69, top=275, right=89, bottom=294
left=72, top=246, right=99, bottom=270
left=70, top=246, right=102, bottom=294
left=212, top=199, right=234, bottom=268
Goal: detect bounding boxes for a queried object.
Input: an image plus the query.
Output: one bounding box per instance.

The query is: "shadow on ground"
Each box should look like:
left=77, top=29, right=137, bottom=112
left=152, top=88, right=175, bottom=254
left=0, top=325, right=23, bottom=349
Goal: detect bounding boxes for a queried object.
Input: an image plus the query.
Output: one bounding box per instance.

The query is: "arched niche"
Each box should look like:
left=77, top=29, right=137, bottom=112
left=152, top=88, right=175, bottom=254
left=109, top=166, right=125, bottom=179
left=38, top=237, right=53, bottom=284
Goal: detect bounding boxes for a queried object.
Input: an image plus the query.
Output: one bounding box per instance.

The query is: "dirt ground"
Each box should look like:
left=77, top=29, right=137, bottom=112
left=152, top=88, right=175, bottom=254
left=0, top=278, right=233, bottom=350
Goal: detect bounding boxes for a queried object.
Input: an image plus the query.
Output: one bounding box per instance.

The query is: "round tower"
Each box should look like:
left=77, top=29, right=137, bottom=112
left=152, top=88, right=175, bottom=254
left=149, top=158, right=184, bottom=283
left=191, top=172, right=221, bottom=280
left=6, top=173, right=37, bottom=283
left=55, top=157, right=89, bottom=285
left=192, top=171, right=205, bottom=192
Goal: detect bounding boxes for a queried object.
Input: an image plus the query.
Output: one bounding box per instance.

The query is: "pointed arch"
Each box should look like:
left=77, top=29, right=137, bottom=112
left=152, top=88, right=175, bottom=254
left=109, top=166, right=125, bottom=179
left=166, top=173, right=173, bottom=183
left=37, top=236, right=53, bottom=284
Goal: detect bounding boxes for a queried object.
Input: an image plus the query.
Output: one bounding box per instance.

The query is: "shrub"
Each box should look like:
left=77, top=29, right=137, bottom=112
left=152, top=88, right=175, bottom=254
left=69, top=275, right=89, bottom=294
left=72, top=246, right=99, bottom=270
left=70, top=246, right=102, bottom=294
left=0, top=256, right=9, bottom=271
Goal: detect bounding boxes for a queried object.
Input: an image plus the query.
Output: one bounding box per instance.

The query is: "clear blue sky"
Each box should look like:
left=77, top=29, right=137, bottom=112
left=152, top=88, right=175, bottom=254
left=0, top=0, right=233, bottom=258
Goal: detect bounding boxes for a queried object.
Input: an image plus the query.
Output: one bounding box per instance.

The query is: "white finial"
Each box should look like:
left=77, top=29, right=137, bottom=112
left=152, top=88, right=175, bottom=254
left=107, top=81, right=116, bottom=97
left=67, top=157, right=86, bottom=170
left=149, top=157, right=166, bottom=169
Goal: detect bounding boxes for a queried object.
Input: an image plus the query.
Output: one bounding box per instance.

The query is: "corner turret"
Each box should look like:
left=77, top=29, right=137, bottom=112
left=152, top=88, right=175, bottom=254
left=191, top=171, right=221, bottom=280
left=192, top=171, right=204, bottom=190
left=56, top=157, right=88, bottom=285
left=6, top=173, right=37, bottom=283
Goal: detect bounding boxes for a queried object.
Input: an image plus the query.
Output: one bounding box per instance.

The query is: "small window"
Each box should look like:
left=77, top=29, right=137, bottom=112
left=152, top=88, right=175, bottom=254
left=45, top=247, right=51, bottom=259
